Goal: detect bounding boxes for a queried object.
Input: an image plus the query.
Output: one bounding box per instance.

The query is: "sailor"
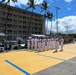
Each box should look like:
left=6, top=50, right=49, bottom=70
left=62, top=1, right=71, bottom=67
left=42, top=37, right=46, bottom=51
left=38, top=37, right=42, bottom=52
left=60, top=37, right=64, bottom=51
left=34, top=37, right=38, bottom=50
left=47, top=37, right=50, bottom=50
left=27, top=37, right=31, bottom=50
left=46, top=37, right=48, bottom=50
left=53, top=37, right=56, bottom=49
left=73, top=38, right=75, bottom=44
left=31, top=36, right=34, bottom=50
left=45, top=37, right=47, bottom=50
left=54, top=36, right=59, bottom=52
left=50, top=36, right=53, bottom=50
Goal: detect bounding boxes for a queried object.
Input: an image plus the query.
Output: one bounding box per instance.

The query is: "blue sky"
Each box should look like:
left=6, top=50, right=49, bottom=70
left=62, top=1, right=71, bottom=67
left=0, top=0, right=76, bottom=34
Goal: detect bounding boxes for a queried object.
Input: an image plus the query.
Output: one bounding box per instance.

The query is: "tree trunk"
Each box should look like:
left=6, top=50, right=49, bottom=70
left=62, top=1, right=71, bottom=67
left=51, top=20, right=52, bottom=34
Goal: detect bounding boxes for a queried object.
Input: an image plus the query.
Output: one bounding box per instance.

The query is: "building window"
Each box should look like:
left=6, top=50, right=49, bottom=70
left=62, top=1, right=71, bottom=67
left=19, top=31, right=22, bottom=34
left=0, top=12, right=6, bottom=16
left=1, top=18, right=6, bottom=22
left=1, top=6, right=5, bottom=10
left=23, top=26, right=26, bottom=29
left=18, top=26, right=22, bottom=29
left=7, top=30, right=12, bottom=34
left=23, top=11, right=26, bottom=14
left=13, top=20, right=17, bottom=23
left=8, top=13, right=12, bottom=17
left=13, top=25, right=17, bottom=29
left=7, top=24, right=12, bottom=28
left=18, top=16, right=22, bottom=19
left=0, top=24, right=5, bottom=28
left=17, top=21, right=22, bottom=24
left=23, top=21, right=26, bottom=24
left=23, top=17, right=26, bottom=20
left=7, top=19, right=12, bottom=22
left=13, top=14, right=18, bottom=18
left=0, top=30, right=5, bottom=33
left=23, top=31, right=26, bottom=34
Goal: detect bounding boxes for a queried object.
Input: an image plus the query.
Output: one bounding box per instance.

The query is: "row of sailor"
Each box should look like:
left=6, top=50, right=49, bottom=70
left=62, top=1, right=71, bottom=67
left=27, top=36, right=64, bottom=52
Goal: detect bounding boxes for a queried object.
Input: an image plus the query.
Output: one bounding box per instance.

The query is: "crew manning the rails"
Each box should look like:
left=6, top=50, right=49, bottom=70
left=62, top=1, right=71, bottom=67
left=27, top=36, right=64, bottom=52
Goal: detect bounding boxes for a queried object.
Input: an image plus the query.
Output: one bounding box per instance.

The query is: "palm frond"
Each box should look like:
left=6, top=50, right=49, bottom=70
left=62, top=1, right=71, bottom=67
left=47, top=11, right=50, bottom=17
left=49, top=13, right=53, bottom=20
left=15, top=0, right=17, bottom=2
left=44, top=14, right=47, bottom=18
left=40, top=0, right=50, bottom=13
left=7, top=0, right=10, bottom=3
left=40, top=9, right=44, bottom=12
left=27, top=0, right=38, bottom=9
left=33, top=6, right=36, bottom=9
left=25, top=7, right=30, bottom=10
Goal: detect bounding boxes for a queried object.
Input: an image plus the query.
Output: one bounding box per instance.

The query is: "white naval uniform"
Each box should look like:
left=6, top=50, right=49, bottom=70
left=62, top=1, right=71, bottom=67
left=50, top=38, right=53, bottom=49
left=31, top=38, right=34, bottom=50
left=42, top=39, right=46, bottom=51
left=47, top=39, right=50, bottom=50
left=53, top=38, right=56, bottom=49
left=60, top=38, right=64, bottom=51
left=38, top=39, right=42, bottom=51
left=55, top=38, right=59, bottom=52
left=27, top=39, right=31, bottom=50
left=73, top=38, right=75, bottom=44
left=34, top=38, right=38, bottom=50
left=44, top=39, right=47, bottom=50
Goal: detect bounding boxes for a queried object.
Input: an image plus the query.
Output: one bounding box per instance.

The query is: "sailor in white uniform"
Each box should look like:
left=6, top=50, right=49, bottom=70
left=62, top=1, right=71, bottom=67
left=54, top=36, right=59, bottom=52
left=38, top=37, right=42, bottom=52
left=53, top=37, right=56, bottom=49
left=27, top=38, right=31, bottom=50
left=34, top=37, right=38, bottom=50
left=31, top=37, right=34, bottom=50
left=50, top=36, right=53, bottom=50
left=73, top=38, right=75, bottom=44
left=42, top=38, right=46, bottom=51
left=60, top=37, right=64, bottom=51
left=47, top=38, right=50, bottom=50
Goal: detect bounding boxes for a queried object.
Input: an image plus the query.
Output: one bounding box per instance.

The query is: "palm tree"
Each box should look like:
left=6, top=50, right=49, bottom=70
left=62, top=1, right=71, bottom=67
left=26, top=0, right=38, bottom=35
left=40, top=0, right=50, bottom=34
left=47, top=11, right=53, bottom=34
left=0, top=0, right=17, bottom=36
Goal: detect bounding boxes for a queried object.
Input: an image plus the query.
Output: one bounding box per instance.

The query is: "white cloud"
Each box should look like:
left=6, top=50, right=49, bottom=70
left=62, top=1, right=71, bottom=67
left=64, top=0, right=73, bottom=3
left=47, top=15, right=76, bottom=34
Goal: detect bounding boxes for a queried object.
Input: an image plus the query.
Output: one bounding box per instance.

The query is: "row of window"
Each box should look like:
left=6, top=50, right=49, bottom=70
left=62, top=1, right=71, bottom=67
left=0, top=17, right=43, bottom=24
left=7, top=35, right=26, bottom=40
left=0, top=22, right=42, bottom=28
left=0, top=15, right=43, bottom=27
left=6, top=31, right=42, bottom=36
left=0, top=29, right=42, bottom=33
left=0, top=5, right=42, bottom=19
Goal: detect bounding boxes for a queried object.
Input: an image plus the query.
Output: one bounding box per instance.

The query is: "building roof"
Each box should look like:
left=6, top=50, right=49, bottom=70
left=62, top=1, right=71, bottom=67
left=31, top=34, right=46, bottom=37
left=0, top=33, right=6, bottom=36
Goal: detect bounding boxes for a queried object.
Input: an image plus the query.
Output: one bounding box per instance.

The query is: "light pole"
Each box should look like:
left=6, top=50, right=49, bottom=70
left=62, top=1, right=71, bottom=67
left=54, top=6, right=60, bottom=34
left=66, top=25, right=68, bottom=35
